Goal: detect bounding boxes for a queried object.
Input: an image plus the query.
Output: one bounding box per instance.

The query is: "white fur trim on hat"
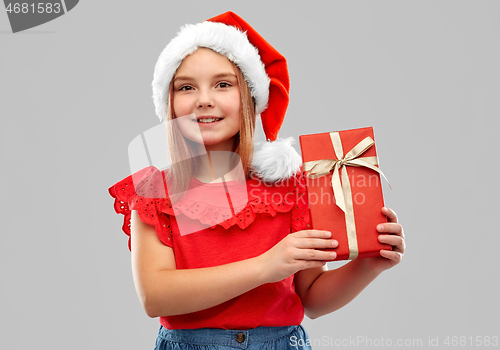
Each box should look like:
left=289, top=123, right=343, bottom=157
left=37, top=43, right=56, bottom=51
left=252, top=137, right=302, bottom=182
left=152, top=21, right=270, bottom=123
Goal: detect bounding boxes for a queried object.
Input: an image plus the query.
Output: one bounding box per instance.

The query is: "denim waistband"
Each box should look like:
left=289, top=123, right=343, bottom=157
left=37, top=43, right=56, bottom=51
left=157, top=325, right=300, bottom=348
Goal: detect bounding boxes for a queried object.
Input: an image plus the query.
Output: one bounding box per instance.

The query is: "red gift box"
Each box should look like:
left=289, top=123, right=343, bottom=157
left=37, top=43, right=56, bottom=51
left=299, top=127, right=391, bottom=260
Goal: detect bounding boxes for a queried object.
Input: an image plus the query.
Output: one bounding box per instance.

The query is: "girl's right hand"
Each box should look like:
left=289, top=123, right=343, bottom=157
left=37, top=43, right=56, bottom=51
left=258, top=230, right=338, bottom=283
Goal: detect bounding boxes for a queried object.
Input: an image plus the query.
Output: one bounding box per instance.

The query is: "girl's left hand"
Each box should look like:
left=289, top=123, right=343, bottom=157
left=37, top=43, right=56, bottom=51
left=365, top=207, right=405, bottom=274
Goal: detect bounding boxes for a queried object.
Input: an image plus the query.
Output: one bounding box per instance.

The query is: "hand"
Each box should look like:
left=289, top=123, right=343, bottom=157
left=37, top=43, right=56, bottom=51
left=259, top=230, right=338, bottom=283
left=364, top=207, right=405, bottom=274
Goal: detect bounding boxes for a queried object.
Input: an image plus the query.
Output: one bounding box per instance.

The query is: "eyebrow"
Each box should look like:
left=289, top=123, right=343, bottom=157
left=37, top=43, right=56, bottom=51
left=173, top=72, right=237, bottom=82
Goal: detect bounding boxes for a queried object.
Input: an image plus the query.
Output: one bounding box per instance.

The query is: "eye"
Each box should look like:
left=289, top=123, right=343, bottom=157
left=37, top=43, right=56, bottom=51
left=217, top=82, right=232, bottom=88
left=178, top=85, right=193, bottom=91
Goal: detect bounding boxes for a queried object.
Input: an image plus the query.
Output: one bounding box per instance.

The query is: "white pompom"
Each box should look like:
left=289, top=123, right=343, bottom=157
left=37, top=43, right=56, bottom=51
left=252, top=137, right=302, bottom=182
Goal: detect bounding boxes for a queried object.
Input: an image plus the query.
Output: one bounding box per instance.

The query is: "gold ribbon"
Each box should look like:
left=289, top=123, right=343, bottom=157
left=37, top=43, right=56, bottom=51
left=303, top=132, right=389, bottom=260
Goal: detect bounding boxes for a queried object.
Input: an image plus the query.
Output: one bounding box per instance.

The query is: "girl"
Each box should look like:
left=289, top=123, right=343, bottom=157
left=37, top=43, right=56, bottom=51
left=108, top=11, right=405, bottom=350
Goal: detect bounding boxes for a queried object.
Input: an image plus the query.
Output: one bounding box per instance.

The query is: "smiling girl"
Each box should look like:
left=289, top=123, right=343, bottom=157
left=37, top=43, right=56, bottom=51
left=108, top=12, right=405, bottom=350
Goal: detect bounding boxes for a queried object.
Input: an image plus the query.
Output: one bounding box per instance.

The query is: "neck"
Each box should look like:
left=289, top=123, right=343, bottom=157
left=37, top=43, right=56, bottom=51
left=193, top=137, right=238, bottom=182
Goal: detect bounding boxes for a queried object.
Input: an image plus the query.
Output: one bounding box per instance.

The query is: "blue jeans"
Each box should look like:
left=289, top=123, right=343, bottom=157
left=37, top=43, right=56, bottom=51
left=154, top=324, right=313, bottom=349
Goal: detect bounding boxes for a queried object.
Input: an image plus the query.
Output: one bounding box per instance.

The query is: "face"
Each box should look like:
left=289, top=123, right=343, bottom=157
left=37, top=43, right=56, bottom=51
left=172, top=48, right=241, bottom=152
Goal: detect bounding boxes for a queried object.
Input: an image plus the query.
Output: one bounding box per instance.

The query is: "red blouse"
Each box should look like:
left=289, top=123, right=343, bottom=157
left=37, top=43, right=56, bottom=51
left=108, top=166, right=311, bottom=330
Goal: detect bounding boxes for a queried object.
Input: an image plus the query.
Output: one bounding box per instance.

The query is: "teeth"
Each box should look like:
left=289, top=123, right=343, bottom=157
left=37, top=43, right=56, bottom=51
left=197, top=118, right=221, bottom=123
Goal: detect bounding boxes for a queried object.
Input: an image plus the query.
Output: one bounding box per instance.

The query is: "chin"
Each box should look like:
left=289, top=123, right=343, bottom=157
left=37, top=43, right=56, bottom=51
left=199, top=136, right=221, bottom=145
left=201, top=136, right=237, bottom=150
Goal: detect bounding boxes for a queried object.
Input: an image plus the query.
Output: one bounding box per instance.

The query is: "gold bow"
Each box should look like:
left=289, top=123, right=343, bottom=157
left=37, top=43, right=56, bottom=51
left=303, top=131, right=389, bottom=259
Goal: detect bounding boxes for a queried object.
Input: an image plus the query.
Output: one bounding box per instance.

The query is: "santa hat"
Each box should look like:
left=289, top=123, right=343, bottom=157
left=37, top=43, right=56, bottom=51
left=152, top=11, right=301, bottom=182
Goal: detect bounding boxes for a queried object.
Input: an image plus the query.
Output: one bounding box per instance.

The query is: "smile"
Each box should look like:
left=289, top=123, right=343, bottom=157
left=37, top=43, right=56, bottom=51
left=196, top=117, right=223, bottom=123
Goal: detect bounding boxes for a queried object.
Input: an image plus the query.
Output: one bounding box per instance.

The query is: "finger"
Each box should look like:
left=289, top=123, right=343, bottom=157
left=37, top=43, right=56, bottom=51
left=295, top=248, right=336, bottom=261
left=376, top=223, right=403, bottom=237
left=295, top=237, right=339, bottom=249
left=292, top=230, right=338, bottom=248
left=380, top=249, right=403, bottom=264
left=382, top=207, right=398, bottom=223
left=378, top=234, right=405, bottom=252
left=301, top=260, right=328, bottom=270
left=294, top=229, right=332, bottom=239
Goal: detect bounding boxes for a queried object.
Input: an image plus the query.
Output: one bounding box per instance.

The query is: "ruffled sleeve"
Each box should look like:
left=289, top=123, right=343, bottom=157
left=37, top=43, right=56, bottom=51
left=108, top=166, right=174, bottom=251
left=290, top=170, right=311, bottom=233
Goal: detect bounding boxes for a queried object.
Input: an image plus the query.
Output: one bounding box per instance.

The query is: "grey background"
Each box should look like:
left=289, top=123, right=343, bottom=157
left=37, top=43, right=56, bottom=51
left=1, top=1, right=498, bottom=349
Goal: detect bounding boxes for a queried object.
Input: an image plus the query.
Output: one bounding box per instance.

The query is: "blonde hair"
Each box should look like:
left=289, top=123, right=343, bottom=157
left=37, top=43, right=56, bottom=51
left=165, top=56, right=256, bottom=203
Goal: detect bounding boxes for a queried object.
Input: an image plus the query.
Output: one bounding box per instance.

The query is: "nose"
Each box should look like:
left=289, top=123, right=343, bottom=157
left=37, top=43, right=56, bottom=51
left=197, top=89, right=214, bottom=108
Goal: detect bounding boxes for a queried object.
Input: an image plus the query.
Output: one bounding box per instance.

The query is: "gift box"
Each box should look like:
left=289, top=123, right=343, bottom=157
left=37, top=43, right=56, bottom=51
left=299, top=127, right=391, bottom=260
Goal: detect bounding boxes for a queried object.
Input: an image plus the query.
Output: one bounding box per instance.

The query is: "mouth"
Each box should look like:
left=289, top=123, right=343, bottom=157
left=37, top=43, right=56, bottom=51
left=195, top=116, right=224, bottom=124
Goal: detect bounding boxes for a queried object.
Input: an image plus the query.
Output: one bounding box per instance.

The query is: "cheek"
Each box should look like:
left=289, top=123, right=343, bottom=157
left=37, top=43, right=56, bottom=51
left=172, top=95, right=192, bottom=118
left=176, top=117, right=203, bottom=144
left=222, top=91, right=241, bottom=114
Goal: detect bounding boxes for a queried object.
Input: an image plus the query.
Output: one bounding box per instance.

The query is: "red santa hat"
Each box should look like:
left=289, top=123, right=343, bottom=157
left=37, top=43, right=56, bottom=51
left=152, top=11, right=301, bottom=181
